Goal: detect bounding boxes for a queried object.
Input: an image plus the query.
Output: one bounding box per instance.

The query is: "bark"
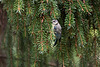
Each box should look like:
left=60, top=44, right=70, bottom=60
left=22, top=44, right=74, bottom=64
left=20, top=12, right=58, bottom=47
left=0, top=2, right=7, bottom=67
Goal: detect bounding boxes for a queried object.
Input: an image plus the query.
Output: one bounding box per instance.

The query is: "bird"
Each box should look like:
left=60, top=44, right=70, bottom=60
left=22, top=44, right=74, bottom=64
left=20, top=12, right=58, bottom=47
left=52, top=20, right=62, bottom=47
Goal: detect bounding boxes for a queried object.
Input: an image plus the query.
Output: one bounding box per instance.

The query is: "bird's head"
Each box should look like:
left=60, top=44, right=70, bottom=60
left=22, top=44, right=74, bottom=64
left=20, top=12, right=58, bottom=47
left=52, top=20, right=58, bottom=25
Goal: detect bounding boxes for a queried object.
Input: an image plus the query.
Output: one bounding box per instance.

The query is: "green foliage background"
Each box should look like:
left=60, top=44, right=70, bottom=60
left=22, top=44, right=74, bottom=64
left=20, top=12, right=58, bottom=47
left=1, top=0, right=100, bottom=67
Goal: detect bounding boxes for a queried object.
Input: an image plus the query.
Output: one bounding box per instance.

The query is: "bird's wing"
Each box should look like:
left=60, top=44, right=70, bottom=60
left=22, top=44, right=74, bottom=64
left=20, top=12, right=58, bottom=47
left=54, top=25, right=61, bottom=34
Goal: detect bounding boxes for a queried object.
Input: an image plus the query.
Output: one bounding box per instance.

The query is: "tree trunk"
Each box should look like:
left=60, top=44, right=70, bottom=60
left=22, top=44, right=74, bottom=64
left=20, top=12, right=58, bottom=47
left=0, top=2, right=7, bottom=67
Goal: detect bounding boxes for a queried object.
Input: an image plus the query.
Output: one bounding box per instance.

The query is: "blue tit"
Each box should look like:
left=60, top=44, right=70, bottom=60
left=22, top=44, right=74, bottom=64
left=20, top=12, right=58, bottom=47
left=52, top=20, right=61, bottom=47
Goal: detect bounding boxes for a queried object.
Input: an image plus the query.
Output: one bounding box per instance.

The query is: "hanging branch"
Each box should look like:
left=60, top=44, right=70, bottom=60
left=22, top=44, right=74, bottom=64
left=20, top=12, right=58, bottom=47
left=83, top=0, right=85, bottom=3
left=46, top=0, right=48, bottom=4
left=10, top=46, right=13, bottom=67
left=33, top=54, right=37, bottom=67
left=50, top=3, right=55, bottom=18
left=50, top=1, right=56, bottom=19
left=27, top=44, right=30, bottom=67
left=94, top=36, right=97, bottom=67
left=75, top=18, right=83, bottom=45
left=53, top=9, right=56, bottom=19
left=93, top=25, right=97, bottom=66
left=45, top=18, right=49, bottom=53
left=27, top=15, right=30, bottom=67
left=34, top=41, right=38, bottom=67
left=34, top=60, right=37, bottom=67
left=59, top=41, right=62, bottom=51
left=32, top=10, right=36, bottom=40
left=63, top=54, right=65, bottom=67
left=75, top=34, right=78, bottom=55
left=11, top=5, right=13, bottom=23
left=33, top=9, right=37, bottom=17
left=32, top=22, right=36, bottom=42
left=41, top=18, right=43, bottom=51
left=24, top=21, right=26, bottom=37
left=8, top=22, right=13, bottom=67
left=40, top=0, right=45, bottom=51
left=77, top=0, right=84, bottom=11
left=71, top=0, right=73, bottom=4
left=16, top=13, right=20, bottom=67
left=18, top=0, right=21, bottom=13
left=75, top=11, right=84, bottom=65
left=92, top=6, right=100, bottom=31
left=28, top=1, right=31, bottom=14
left=17, top=37, right=19, bottom=67
left=75, top=12, right=84, bottom=66
left=22, top=15, right=26, bottom=37
left=46, top=16, right=53, bottom=51
left=50, top=7, right=53, bottom=16
left=69, top=1, right=71, bottom=26
left=17, top=13, right=19, bottom=30
left=84, top=3, right=90, bottom=14
left=66, top=46, right=70, bottom=61
left=40, top=14, right=44, bottom=51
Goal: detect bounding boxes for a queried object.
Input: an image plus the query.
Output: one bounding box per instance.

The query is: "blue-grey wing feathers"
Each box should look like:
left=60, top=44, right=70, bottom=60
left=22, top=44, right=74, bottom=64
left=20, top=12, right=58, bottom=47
left=52, top=20, right=61, bottom=46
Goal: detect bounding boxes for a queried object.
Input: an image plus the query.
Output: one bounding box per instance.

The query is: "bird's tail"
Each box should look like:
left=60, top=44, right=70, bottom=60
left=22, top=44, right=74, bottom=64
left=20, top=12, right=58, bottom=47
left=59, top=37, right=61, bottom=43
left=53, top=39, right=58, bottom=47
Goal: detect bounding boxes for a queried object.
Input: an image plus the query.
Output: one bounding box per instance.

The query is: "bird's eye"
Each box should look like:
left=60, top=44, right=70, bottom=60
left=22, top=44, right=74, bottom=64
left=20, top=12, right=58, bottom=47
left=53, top=21, right=55, bottom=22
